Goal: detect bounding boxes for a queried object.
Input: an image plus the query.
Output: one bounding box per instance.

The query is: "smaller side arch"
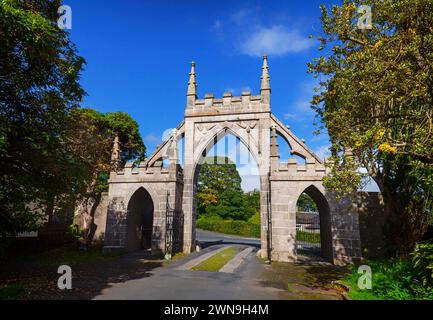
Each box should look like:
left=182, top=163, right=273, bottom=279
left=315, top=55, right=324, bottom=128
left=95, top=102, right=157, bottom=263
left=125, top=187, right=155, bottom=251
left=294, top=184, right=333, bottom=262
left=123, top=184, right=163, bottom=252
left=124, top=184, right=160, bottom=214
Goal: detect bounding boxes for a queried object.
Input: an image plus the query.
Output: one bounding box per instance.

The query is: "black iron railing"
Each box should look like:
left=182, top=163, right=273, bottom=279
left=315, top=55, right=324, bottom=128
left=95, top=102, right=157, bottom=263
left=295, top=211, right=321, bottom=253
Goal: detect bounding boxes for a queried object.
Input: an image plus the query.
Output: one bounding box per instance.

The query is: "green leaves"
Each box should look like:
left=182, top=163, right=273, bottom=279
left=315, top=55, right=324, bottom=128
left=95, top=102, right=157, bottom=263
left=0, top=1, right=145, bottom=240
left=197, top=156, right=259, bottom=221
left=310, top=0, right=433, bottom=255
left=411, top=241, right=433, bottom=289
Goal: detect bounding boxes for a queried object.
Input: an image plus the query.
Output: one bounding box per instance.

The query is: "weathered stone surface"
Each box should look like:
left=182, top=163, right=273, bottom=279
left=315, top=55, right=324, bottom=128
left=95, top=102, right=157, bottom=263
left=100, top=57, right=364, bottom=265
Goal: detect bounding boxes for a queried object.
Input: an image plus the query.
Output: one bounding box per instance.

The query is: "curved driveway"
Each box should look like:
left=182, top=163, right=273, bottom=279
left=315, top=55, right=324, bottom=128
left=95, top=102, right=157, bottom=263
left=94, top=230, right=281, bottom=300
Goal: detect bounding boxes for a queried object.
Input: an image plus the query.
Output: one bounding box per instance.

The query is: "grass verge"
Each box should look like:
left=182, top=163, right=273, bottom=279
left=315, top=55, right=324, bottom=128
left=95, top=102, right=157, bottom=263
left=342, top=259, right=433, bottom=300
left=15, top=247, right=122, bottom=268
left=192, top=247, right=240, bottom=272
left=296, top=231, right=320, bottom=244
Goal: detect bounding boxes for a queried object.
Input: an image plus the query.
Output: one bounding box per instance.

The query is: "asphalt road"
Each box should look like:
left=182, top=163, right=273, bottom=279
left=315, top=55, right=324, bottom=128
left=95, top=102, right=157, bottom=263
left=94, top=231, right=281, bottom=300
left=196, top=229, right=261, bottom=248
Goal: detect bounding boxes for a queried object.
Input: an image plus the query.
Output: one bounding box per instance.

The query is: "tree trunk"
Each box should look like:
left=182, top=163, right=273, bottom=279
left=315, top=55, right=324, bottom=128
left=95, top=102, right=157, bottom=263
left=46, top=197, right=55, bottom=224
left=381, top=185, right=428, bottom=257
left=86, top=193, right=101, bottom=245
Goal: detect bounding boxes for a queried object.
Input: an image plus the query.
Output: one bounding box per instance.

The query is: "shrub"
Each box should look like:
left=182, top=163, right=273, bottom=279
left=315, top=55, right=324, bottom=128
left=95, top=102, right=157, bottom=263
left=411, top=241, right=433, bottom=290
left=65, top=224, right=82, bottom=243
left=344, top=246, right=433, bottom=300
left=248, top=212, right=260, bottom=225
left=196, top=216, right=260, bottom=238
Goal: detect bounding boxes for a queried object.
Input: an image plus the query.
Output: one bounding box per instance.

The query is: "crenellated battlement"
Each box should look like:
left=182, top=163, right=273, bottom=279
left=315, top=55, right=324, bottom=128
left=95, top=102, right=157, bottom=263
left=186, top=91, right=266, bottom=117
left=110, top=161, right=183, bottom=183
left=185, top=56, right=271, bottom=117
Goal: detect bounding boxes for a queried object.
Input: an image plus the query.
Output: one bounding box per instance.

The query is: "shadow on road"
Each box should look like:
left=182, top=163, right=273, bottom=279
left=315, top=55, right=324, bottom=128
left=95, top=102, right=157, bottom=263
left=0, top=249, right=164, bottom=300
left=198, top=240, right=260, bottom=249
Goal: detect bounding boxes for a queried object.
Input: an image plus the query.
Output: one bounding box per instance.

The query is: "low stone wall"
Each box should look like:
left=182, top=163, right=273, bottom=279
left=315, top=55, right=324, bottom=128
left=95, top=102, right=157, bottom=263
left=93, top=193, right=109, bottom=240
left=73, top=192, right=109, bottom=241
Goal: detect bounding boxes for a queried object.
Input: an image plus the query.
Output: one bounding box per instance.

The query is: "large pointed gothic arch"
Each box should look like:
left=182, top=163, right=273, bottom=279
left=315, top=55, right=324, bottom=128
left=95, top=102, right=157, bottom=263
left=103, top=57, right=362, bottom=265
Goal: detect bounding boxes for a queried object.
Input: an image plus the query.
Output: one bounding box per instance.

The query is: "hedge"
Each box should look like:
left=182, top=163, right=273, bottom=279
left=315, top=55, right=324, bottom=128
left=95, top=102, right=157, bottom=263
left=196, top=215, right=260, bottom=238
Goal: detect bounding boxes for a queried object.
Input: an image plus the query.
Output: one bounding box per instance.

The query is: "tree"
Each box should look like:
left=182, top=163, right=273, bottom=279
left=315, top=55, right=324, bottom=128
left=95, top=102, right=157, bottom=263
left=0, top=0, right=85, bottom=237
left=297, top=193, right=318, bottom=212
left=196, top=156, right=257, bottom=221
left=64, top=108, right=145, bottom=243
left=0, top=1, right=146, bottom=246
left=309, top=0, right=433, bottom=256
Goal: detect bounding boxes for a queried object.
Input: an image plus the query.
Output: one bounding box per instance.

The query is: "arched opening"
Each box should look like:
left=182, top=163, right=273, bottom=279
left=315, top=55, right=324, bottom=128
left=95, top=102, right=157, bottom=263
left=193, top=130, right=261, bottom=249
left=274, top=132, right=306, bottom=164
left=295, top=185, right=333, bottom=261
left=126, top=187, right=154, bottom=251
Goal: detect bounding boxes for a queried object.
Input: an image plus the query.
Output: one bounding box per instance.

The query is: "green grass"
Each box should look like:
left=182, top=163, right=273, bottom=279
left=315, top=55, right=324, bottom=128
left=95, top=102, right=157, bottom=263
left=163, top=252, right=188, bottom=266
left=296, top=231, right=321, bottom=244
left=15, top=247, right=122, bottom=268
left=342, top=259, right=433, bottom=300
left=192, top=247, right=240, bottom=272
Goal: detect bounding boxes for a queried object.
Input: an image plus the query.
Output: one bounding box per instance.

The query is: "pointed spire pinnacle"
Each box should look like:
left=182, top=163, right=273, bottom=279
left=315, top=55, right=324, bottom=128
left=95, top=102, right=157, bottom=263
left=260, top=55, right=270, bottom=92
left=187, top=61, right=197, bottom=97
left=111, top=134, right=121, bottom=171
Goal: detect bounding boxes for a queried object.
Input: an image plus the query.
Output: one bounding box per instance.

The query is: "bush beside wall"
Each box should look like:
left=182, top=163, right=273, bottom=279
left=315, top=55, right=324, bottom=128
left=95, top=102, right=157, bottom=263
left=196, top=215, right=260, bottom=238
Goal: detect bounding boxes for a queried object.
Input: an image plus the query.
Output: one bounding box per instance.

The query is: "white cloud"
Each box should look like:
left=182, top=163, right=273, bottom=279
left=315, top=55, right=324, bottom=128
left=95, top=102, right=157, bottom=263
left=240, top=25, right=314, bottom=57
left=224, top=86, right=251, bottom=96
left=314, top=144, right=331, bottom=161
left=161, top=128, right=176, bottom=142
left=241, top=174, right=260, bottom=192
left=283, top=112, right=297, bottom=120
left=143, top=133, right=160, bottom=144
left=284, top=78, right=319, bottom=125
left=213, top=20, right=222, bottom=29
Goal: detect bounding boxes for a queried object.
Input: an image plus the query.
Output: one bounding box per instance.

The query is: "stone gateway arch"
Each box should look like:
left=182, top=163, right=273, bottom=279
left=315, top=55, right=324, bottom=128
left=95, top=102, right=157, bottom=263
left=103, top=57, right=362, bottom=265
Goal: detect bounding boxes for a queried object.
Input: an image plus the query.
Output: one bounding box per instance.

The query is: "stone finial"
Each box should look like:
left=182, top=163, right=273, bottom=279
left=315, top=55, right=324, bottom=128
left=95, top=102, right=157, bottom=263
left=260, top=55, right=271, bottom=92
left=186, top=61, right=197, bottom=108
left=111, top=134, right=121, bottom=171
left=187, top=61, right=197, bottom=97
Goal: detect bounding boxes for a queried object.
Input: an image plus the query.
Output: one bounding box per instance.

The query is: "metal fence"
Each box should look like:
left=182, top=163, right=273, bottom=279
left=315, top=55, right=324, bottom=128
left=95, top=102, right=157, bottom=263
left=165, top=204, right=184, bottom=256
left=296, top=211, right=321, bottom=253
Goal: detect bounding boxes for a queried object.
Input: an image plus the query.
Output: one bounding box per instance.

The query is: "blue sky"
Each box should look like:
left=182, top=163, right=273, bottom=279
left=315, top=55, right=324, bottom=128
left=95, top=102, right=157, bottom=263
left=66, top=0, right=344, bottom=190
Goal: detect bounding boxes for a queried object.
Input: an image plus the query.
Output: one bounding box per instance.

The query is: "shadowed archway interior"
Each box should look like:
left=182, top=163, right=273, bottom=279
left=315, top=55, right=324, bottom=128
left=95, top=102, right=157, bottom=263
left=126, top=187, right=154, bottom=251
left=297, top=185, right=333, bottom=262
